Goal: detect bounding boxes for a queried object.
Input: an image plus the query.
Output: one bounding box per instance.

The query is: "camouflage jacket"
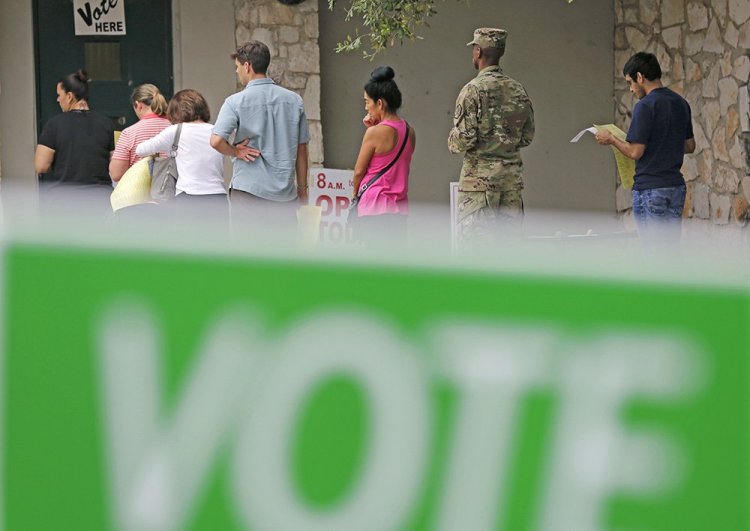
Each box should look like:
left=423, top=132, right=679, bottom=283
left=448, top=66, right=535, bottom=191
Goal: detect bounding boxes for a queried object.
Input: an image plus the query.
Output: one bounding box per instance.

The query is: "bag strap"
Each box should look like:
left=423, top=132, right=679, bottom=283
left=355, top=121, right=410, bottom=200
left=168, top=124, right=183, bottom=158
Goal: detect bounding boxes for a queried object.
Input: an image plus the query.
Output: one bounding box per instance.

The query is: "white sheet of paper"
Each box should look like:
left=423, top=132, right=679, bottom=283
left=570, top=127, right=598, bottom=142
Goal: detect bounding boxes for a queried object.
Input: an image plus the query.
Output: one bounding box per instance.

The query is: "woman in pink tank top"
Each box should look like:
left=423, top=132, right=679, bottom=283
left=351, top=66, right=416, bottom=246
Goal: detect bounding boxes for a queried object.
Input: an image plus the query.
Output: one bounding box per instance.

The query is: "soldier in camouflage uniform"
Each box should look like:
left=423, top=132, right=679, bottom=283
left=448, top=28, right=535, bottom=246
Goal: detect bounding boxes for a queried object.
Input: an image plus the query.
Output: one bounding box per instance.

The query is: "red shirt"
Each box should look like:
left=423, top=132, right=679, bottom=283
left=112, top=113, right=172, bottom=167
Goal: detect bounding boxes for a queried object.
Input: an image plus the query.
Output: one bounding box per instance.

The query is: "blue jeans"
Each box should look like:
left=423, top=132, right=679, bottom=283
left=632, top=184, right=686, bottom=223
left=632, top=184, right=685, bottom=249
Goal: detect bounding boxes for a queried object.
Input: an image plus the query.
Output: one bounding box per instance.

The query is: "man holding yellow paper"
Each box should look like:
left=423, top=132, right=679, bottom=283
left=595, top=52, right=695, bottom=230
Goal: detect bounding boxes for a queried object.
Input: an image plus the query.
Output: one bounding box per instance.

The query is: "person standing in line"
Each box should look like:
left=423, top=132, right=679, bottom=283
left=595, top=52, right=695, bottom=241
left=448, top=28, right=535, bottom=246
left=210, top=40, right=310, bottom=237
left=109, top=84, right=171, bottom=182
left=351, top=66, right=415, bottom=248
left=34, top=69, right=115, bottom=215
left=136, top=89, right=228, bottom=222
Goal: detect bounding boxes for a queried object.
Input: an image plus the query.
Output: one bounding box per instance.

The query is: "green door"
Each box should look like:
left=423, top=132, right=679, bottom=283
left=34, top=0, right=173, bottom=133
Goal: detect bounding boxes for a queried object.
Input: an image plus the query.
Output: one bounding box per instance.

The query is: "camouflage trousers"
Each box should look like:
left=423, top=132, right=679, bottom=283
left=456, top=189, right=524, bottom=248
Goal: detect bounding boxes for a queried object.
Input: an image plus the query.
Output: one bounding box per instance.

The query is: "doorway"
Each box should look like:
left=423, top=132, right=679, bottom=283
left=34, top=0, right=173, bottom=134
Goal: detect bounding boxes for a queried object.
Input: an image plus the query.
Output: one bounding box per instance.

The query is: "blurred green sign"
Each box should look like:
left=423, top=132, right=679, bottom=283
left=4, top=243, right=748, bottom=530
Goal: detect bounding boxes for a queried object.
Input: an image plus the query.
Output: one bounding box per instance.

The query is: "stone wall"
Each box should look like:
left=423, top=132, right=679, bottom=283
left=614, top=0, right=750, bottom=225
left=234, top=0, right=324, bottom=166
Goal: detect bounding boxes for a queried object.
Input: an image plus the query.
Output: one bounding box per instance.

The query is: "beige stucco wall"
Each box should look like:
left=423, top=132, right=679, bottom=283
left=319, top=0, right=616, bottom=211
left=173, top=0, right=237, bottom=125
left=0, top=0, right=37, bottom=187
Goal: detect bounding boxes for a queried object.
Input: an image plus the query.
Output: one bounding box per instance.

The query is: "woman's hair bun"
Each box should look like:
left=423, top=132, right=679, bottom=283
left=75, top=69, right=90, bottom=83
left=370, top=66, right=395, bottom=83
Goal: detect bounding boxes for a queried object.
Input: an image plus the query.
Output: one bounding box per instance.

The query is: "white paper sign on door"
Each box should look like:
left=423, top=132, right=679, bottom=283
left=74, top=0, right=127, bottom=36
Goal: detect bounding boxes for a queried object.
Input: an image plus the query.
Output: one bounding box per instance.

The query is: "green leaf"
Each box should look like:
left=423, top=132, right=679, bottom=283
left=328, top=0, right=574, bottom=58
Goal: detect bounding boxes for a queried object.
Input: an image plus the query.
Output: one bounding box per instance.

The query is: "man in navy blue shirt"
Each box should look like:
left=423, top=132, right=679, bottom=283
left=596, top=52, right=695, bottom=230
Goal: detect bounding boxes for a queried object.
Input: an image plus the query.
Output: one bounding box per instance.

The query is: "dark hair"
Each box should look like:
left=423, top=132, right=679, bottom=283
left=623, top=52, right=662, bottom=81
left=59, top=69, right=90, bottom=101
left=364, top=66, right=402, bottom=112
left=167, top=89, right=211, bottom=123
left=481, top=45, right=504, bottom=65
left=231, top=40, right=271, bottom=74
left=131, top=84, right=168, bottom=117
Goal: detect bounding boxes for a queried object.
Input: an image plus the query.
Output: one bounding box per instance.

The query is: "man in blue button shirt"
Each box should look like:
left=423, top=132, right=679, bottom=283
left=595, top=52, right=695, bottom=237
left=211, top=40, right=310, bottom=232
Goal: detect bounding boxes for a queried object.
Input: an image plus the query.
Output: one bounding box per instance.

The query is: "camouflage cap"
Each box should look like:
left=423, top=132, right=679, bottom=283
left=466, top=28, right=507, bottom=50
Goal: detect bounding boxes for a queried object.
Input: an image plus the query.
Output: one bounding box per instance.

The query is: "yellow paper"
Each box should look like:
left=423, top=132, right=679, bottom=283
left=110, top=157, right=153, bottom=212
left=595, top=124, right=635, bottom=190
left=296, top=205, right=322, bottom=248
left=114, top=130, right=122, bottom=146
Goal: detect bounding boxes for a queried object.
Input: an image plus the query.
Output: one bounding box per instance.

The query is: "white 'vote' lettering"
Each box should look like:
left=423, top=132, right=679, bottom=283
left=98, top=301, right=701, bottom=531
